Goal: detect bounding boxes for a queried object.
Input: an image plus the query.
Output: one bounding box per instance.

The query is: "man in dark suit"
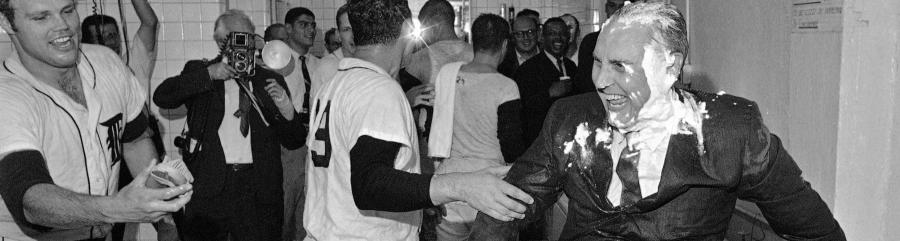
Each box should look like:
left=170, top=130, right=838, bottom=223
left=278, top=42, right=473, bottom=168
left=498, top=15, right=541, bottom=78
left=515, top=17, right=592, bottom=147
left=470, top=3, right=845, bottom=240
left=153, top=10, right=306, bottom=240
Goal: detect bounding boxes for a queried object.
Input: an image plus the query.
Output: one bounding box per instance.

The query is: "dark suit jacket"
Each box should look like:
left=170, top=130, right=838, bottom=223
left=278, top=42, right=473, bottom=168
left=498, top=47, right=522, bottom=79
left=470, top=90, right=845, bottom=241
left=153, top=59, right=306, bottom=202
left=575, top=31, right=600, bottom=93
left=514, top=53, right=587, bottom=147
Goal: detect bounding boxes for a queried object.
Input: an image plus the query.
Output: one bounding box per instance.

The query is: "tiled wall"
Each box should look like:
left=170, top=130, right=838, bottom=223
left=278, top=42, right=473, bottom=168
left=468, top=0, right=607, bottom=42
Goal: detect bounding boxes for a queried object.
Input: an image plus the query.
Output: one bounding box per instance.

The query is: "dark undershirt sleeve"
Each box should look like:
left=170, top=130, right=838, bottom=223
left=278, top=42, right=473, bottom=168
left=121, top=110, right=149, bottom=143
left=0, top=150, right=54, bottom=231
left=498, top=99, right=525, bottom=162
left=349, top=135, right=434, bottom=212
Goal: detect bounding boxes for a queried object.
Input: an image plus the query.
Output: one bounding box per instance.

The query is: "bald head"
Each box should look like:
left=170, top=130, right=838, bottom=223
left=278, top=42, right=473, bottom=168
left=512, top=16, right=539, bottom=53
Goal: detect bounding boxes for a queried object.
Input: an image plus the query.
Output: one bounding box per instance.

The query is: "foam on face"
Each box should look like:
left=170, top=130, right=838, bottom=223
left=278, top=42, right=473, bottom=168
left=617, top=43, right=679, bottom=133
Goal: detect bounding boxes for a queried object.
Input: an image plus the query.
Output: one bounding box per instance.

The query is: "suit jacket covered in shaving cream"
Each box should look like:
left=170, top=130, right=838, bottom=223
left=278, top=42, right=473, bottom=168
left=469, top=89, right=845, bottom=240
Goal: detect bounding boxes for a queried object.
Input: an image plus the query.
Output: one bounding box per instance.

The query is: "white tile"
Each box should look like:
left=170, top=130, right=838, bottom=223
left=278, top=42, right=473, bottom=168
left=163, top=42, right=185, bottom=61
left=162, top=4, right=184, bottom=22
left=183, top=4, right=203, bottom=22
left=162, top=23, right=184, bottom=41
left=201, top=3, right=222, bottom=22
left=182, top=23, right=204, bottom=40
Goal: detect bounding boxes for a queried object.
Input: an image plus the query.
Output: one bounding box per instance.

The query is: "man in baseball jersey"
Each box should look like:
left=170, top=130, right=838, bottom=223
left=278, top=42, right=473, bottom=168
left=303, top=0, right=533, bottom=240
left=0, top=0, right=192, bottom=240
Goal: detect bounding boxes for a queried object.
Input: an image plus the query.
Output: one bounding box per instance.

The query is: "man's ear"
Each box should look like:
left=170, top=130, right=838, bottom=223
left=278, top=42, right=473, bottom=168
left=0, top=14, right=16, bottom=34
left=667, top=51, right=685, bottom=76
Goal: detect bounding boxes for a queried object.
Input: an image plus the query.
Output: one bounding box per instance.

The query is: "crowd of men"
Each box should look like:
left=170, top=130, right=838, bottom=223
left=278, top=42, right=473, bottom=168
left=0, top=0, right=846, bottom=240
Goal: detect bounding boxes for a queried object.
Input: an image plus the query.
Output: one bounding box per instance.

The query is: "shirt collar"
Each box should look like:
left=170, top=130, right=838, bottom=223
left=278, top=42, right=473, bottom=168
left=338, top=57, right=390, bottom=77
left=4, top=49, right=97, bottom=94
left=545, top=50, right=563, bottom=71
left=619, top=93, right=692, bottom=152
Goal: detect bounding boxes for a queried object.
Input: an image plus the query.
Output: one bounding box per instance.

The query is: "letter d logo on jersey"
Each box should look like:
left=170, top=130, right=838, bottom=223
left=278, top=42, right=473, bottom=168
left=100, top=113, right=125, bottom=165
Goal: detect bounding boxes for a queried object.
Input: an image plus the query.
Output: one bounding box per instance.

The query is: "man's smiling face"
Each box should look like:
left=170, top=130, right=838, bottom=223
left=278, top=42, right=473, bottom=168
left=592, top=21, right=659, bottom=129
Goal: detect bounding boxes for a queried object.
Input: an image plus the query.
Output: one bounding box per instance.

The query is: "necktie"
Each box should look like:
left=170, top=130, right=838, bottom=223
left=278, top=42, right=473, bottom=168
left=556, top=57, right=568, bottom=78
left=235, top=78, right=252, bottom=137
left=300, top=56, right=311, bottom=130
left=616, top=142, right=641, bottom=206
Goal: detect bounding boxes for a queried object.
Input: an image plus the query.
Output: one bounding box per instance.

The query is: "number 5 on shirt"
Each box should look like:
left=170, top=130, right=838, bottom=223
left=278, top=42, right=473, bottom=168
left=310, top=100, right=332, bottom=167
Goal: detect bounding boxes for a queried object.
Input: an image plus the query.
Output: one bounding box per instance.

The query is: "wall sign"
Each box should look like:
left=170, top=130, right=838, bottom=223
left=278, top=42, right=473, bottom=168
left=792, top=0, right=844, bottom=33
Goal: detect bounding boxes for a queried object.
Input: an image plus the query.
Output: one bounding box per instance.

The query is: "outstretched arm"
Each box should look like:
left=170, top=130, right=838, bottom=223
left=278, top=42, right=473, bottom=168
left=0, top=151, right=192, bottom=232
left=131, top=0, right=158, bottom=52
left=737, top=107, right=845, bottom=241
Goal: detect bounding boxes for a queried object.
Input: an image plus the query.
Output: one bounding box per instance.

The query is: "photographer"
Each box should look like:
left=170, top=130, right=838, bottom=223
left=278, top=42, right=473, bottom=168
left=153, top=10, right=305, bottom=240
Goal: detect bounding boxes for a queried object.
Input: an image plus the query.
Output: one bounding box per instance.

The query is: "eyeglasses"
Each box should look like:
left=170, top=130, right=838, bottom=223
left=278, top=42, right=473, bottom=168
left=513, top=29, right=538, bottom=39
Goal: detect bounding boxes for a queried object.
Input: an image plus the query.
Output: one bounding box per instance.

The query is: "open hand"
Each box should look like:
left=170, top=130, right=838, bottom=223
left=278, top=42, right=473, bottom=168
left=433, top=166, right=534, bottom=222
left=265, top=79, right=295, bottom=120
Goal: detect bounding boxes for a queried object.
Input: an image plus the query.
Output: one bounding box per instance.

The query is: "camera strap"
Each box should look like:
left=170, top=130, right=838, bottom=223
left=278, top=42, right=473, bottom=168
left=234, top=77, right=271, bottom=127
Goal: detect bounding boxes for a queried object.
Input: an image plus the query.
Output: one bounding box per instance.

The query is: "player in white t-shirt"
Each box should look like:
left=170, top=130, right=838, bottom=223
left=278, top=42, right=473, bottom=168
left=0, top=0, right=191, bottom=240
left=302, top=1, right=533, bottom=240
left=433, top=14, right=527, bottom=241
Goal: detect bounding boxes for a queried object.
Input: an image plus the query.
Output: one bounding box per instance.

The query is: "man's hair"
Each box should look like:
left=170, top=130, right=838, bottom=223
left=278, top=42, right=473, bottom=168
left=471, top=14, right=509, bottom=54
left=0, top=0, right=14, bottom=30
left=81, top=14, right=119, bottom=43
left=215, top=9, right=255, bottom=33
left=606, top=2, right=688, bottom=55
left=285, top=7, right=315, bottom=25
left=543, top=17, right=568, bottom=34
left=347, top=0, right=411, bottom=46
left=336, top=4, right=349, bottom=26
left=325, top=28, right=337, bottom=41
left=516, top=8, right=539, bottom=19
left=419, top=0, right=454, bottom=26
left=264, top=23, right=285, bottom=41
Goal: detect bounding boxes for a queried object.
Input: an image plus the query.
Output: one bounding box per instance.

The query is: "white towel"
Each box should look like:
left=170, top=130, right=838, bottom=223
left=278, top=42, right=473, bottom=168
left=428, top=62, right=465, bottom=158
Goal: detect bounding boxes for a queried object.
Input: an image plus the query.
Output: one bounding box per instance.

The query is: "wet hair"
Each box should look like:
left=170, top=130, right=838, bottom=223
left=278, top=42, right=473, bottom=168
left=347, top=0, right=411, bottom=46
left=606, top=2, right=688, bottom=56
left=285, top=7, right=315, bottom=26
left=419, top=0, right=454, bottom=27
left=471, top=14, right=509, bottom=54
left=336, top=4, right=349, bottom=26
left=0, top=0, right=14, bottom=30
left=215, top=9, right=255, bottom=33
left=264, top=23, right=286, bottom=41
left=516, top=8, right=539, bottom=19
left=81, top=14, right=119, bottom=44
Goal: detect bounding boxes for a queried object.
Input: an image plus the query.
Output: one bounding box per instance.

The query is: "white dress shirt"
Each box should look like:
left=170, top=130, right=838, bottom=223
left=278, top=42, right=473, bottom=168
left=606, top=94, right=696, bottom=207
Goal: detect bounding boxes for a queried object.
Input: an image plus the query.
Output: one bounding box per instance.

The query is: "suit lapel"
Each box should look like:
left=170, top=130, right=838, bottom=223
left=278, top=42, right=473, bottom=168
left=537, top=53, right=563, bottom=78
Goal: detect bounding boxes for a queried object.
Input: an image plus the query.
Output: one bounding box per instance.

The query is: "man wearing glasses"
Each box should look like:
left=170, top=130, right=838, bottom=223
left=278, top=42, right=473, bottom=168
left=498, top=15, right=541, bottom=78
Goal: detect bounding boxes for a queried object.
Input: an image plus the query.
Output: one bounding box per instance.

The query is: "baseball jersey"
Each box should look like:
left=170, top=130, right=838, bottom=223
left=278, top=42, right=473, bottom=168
left=0, top=44, right=146, bottom=240
left=303, top=58, right=421, bottom=241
